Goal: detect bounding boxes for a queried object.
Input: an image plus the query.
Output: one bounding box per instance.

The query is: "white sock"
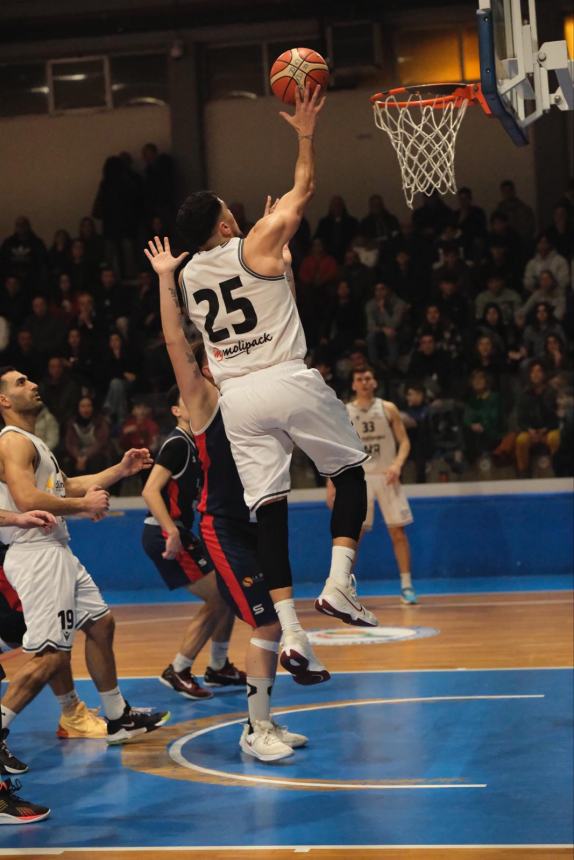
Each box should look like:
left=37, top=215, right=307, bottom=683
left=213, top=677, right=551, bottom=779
left=328, top=546, right=356, bottom=586
left=99, top=687, right=127, bottom=721
left=246, top=676, right=274, bottom=729
left=172, top=652, right=194, bottom=673
left=56, top=689, right=81, bottom=715
left=0, top=705, right=17, bottom=729
left=210, top=641, right=229, bottom=671
left=400, top=572, right=413, bottom=590
left=274, top=599, right=303, bottom=635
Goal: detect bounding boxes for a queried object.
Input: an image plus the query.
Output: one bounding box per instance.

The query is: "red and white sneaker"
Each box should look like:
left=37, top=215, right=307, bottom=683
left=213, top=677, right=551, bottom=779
left=204, top=659, right=246, bottom=687
left=315, top=574, right=378, bottom=627
left=159, top=665, right=213, bottom=700
left=280, top=631, right=330, bottom=686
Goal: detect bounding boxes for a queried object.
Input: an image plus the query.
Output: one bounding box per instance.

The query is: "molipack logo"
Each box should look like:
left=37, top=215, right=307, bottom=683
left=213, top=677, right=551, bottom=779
left=308, top=626, right=439, bottom=646
left=213, top=332, right=273, bottom=361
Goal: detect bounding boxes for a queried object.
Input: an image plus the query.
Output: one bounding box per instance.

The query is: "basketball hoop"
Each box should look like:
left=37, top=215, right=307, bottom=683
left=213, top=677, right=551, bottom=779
left=371, top=83, right=489, bottom=208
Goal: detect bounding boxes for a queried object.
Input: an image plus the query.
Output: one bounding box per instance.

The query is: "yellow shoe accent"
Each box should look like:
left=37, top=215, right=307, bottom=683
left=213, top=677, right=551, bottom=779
left=56, top=701, right=108, bottom=739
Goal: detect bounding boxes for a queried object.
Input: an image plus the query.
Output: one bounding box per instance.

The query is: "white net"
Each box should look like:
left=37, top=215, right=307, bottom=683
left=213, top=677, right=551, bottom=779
left=373, top=90, right=470, bottom=208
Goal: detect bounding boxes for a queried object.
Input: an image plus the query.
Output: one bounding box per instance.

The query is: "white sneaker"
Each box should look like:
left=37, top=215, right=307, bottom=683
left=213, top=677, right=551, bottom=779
left=315, top=574, right=378, bottom=627
left=271, top=720, right=308, bottom=748
left=239, top=720, right=294, bottom=762
left=280, top=630, right=331, bottom=686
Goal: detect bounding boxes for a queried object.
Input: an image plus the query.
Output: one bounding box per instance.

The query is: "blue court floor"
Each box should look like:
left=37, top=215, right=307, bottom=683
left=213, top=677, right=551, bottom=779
left=1, top=666, right=572, bottom=851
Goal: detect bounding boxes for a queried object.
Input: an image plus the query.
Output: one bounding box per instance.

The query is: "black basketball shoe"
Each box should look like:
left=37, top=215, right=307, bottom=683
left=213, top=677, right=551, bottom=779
left=0, top=778, right=50, bottom=825
left=204, top=659, right=247, bottom=687
left=106, top=703, right=170, bottom=745
left=0, top=730, right=28, bottom=775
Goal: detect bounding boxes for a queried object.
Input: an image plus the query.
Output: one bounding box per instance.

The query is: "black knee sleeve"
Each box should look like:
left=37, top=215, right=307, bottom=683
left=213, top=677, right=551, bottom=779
left=256, top=498, right=293, bottom=591
left=331, top=466, right=367, bottom=541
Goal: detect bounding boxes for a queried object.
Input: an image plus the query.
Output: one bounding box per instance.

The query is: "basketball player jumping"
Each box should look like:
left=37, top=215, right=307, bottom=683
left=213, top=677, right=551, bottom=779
left=328, top=367, right=417, bottom=605
left=142, top=385, right=246, bottom=697
left=0, top=367, right=169, bottom=745
left=150, top=83, right=378, bottom=685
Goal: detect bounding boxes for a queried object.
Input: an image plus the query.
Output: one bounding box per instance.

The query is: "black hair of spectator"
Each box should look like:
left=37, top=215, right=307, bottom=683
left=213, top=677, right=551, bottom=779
left=529, top=300, right=557, bottom=326
left=437, top=274, right=459, bottom=287
left=528, top=358, right=547, bottom=376
left=177, top=191, right=222, bottom=252
left=167, top=384, right=180, bottom=410
left=470, top=368, right=493, bottom=387
left=500, top=179, right=515, bottom=191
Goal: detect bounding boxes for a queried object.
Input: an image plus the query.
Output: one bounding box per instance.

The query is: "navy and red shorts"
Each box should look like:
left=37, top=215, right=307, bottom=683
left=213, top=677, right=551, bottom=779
left=199, top=515, right=277, bottom=629
left=141, top=525, right=213, bottom=590
left=0, top=565, right=26, bottom=650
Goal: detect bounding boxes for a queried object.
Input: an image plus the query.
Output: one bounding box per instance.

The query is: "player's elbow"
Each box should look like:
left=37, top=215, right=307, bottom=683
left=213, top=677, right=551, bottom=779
left=10, top=490, right=36, bottom=513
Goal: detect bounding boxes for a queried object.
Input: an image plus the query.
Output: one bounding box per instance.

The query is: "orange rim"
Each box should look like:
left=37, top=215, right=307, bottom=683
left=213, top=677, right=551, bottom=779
left=371, top=82, right=489, bottom=111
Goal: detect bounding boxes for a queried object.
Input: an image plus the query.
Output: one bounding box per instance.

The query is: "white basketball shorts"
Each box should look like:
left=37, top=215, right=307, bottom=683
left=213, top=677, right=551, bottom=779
left=220, top=360, right=368, bottom=511
left=364, top=474, right=414, bottom=530
left=4, top=542, right=109, bottom=653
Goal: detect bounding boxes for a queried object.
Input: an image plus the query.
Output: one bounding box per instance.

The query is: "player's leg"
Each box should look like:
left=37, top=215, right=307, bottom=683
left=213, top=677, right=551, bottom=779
left=73, top=554, right=169, bottom=743
left=50, top=661, right=108, bottom=740
left=378, top=479, right=416, bottom=604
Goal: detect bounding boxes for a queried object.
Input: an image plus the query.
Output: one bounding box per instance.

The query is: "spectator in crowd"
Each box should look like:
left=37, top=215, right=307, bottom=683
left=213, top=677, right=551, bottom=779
left=497, top=180, right=536, bottom=245
left=0, top=312, right=9, bottom=358
left=67, top=238, right=96, bottom=294
left=141, top=142, right=176, bottom=233
left=314, top=195, right=358, bottom=263
left=321, top=280, right=365, bottom=358
left=39, top=355, right=81, bottom=427
left=141, top=330, right=175, bottom=393
left=349, top=233, right=379, bottom=269
left=63, top=396, right=111, bottom=476
left=359, top=194, right=401, bottom=256
left=463, top=369, right=504, bottom=463
left=63, top=326, right=96, bottom=392
left=382, top=246, right=429, bottom=307
left=78, top=216, right=106, bottom=270
left=407, top=332, right=453, bottom=398
left=92, top=155, right=141, bottom=278
left=515, top=360, right=560, bottom=476
left=454, top=186, right=487, bottom=261
left=7, top=329, right=43, bottom=381
left=365, top=281, right=407, bottom=368
left=546, top=203, right=574, bottom=261
left=101, top=331, right=138, bottom=423
left=432, top=243, right=472, bottom=295
left=50, top=271, right=77, bottom=323
left=289, top=215, right=311, bottom=275
left=468, top=333, right=506, bottom=387
left=543, top=334, right=573, bottom=383
left=519, top=269, right=566, bottom=322
left=412, top=192, right=453, bottom=241
left=0, top=274, right=30, bottom=328
left=34, top=403, right=60, bottom=452
left=487, top=210, right=523, bottom=263
left=130, top=269, right=160, bottom=346
left=416, top=304, right=463, bottom=361
left=475, top=302, right=520, bottom=356
left=339, top=248, right=375, bottom=303
left=0, top=215, right=47, bottom=287
left=298, top=238, right=338, bottom=345
left=476, top=240, right=523, bottom=294
left=522, top=302, right=566, bottom=358
left=475, top=274, right=522, bottom=324
left=73, top=291, right=105, bottom=349
left=119, top=401, right=159, bottom=454
left=94, top=265, right=131, bottom=336
left=401, top=383, right=432, bottom=482
left=23, top=294, right=67, bottom=359
left=47, top=229, right=72, bottom=282
left=434, top=275, right=470, bottom=331
left=523, top=233, right=570, bottom=294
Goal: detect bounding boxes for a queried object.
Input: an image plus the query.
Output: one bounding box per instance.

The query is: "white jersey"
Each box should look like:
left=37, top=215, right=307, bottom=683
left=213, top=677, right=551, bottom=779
left=0, top=426, right=69, bottom=546
left=346, top=398, right=397, bottom=474
left=181, top=237, right=307, bottom=386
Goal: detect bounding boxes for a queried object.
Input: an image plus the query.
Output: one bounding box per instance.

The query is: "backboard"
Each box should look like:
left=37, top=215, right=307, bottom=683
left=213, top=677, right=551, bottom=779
left=477, top=0, right=574, bottom=144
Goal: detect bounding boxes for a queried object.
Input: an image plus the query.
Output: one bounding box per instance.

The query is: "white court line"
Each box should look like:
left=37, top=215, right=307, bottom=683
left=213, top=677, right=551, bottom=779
left=169, top=694, right=543, bottom=791
left=2, top=845, right=573, bottom=855
left=72, top=667, right=570, bottom=679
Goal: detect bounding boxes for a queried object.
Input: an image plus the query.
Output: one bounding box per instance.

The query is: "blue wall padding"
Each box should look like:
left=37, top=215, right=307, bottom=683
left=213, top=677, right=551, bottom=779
left=67, top=492, right=574, bottom=590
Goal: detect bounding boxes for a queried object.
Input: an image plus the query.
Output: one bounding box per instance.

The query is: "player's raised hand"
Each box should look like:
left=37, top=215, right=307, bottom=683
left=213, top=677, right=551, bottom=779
left=263, top=195, right=279, bottom=217
left=144, top=236, right=189, bottom=276
left=14, top=510, right=58, bottom=532
left=120, top=448, right=154, bottom=476
left=279, top=83, right=326, bottom=137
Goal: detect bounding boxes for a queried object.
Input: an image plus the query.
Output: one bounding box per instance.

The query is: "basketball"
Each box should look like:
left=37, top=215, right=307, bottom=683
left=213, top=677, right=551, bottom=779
left=270, top=47, right=329, bottom=104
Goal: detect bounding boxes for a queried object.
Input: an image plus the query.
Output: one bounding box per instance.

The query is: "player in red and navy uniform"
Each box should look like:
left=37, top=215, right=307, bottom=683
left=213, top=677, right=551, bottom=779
left=145, top=241, right=308, bottom=762
left=142, top=387, right=246, bottom=697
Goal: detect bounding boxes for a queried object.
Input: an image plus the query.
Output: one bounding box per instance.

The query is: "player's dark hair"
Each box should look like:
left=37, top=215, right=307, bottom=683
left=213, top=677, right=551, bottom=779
left=166, top=385, right=181, bottom=410
left=350, top=365, right=377, bottom=385
left=0, top=366, right=15, bottom=392
left=176, top=191, right=222, bottom=252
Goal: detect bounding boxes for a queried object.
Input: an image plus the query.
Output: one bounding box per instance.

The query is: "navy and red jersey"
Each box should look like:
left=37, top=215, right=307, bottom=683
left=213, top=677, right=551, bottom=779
left=148, top=427, right=202, bottom=532
left=194, top=406, right=250, bottom=523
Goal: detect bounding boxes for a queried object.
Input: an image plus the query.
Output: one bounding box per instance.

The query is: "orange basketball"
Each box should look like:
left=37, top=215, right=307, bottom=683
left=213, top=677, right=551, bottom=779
left=270, top=47, right=329, bottom=104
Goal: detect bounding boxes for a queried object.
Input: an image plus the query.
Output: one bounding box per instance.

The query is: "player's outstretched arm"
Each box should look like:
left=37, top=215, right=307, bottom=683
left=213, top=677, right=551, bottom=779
left=0, top=434, right=104, bottom=517
left=385, top=403, right=411, bottom=485
left=64, top=448, right=153, bottom=496
left=243, top=85, right=325, bottom=273
left=145, top=236, right=216, bottom=420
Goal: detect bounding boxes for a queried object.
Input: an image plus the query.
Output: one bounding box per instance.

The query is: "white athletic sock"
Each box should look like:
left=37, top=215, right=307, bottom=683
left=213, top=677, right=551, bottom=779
left=172, top=653, right=194, bottom=673
left=400, top=572, right=413, bottom=590
left=56, top=689, right=81, bottom=715
left=210, top=641, right=229, bottom=671
left=0, top=705, right=17, bottom=729
left=328, top=546, right=356, bottom=586
left=99, top=687, right=127, bottom=721
left=246, top=676, right=274, bottom=730
left=274, top=599, right=303, bottom=635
